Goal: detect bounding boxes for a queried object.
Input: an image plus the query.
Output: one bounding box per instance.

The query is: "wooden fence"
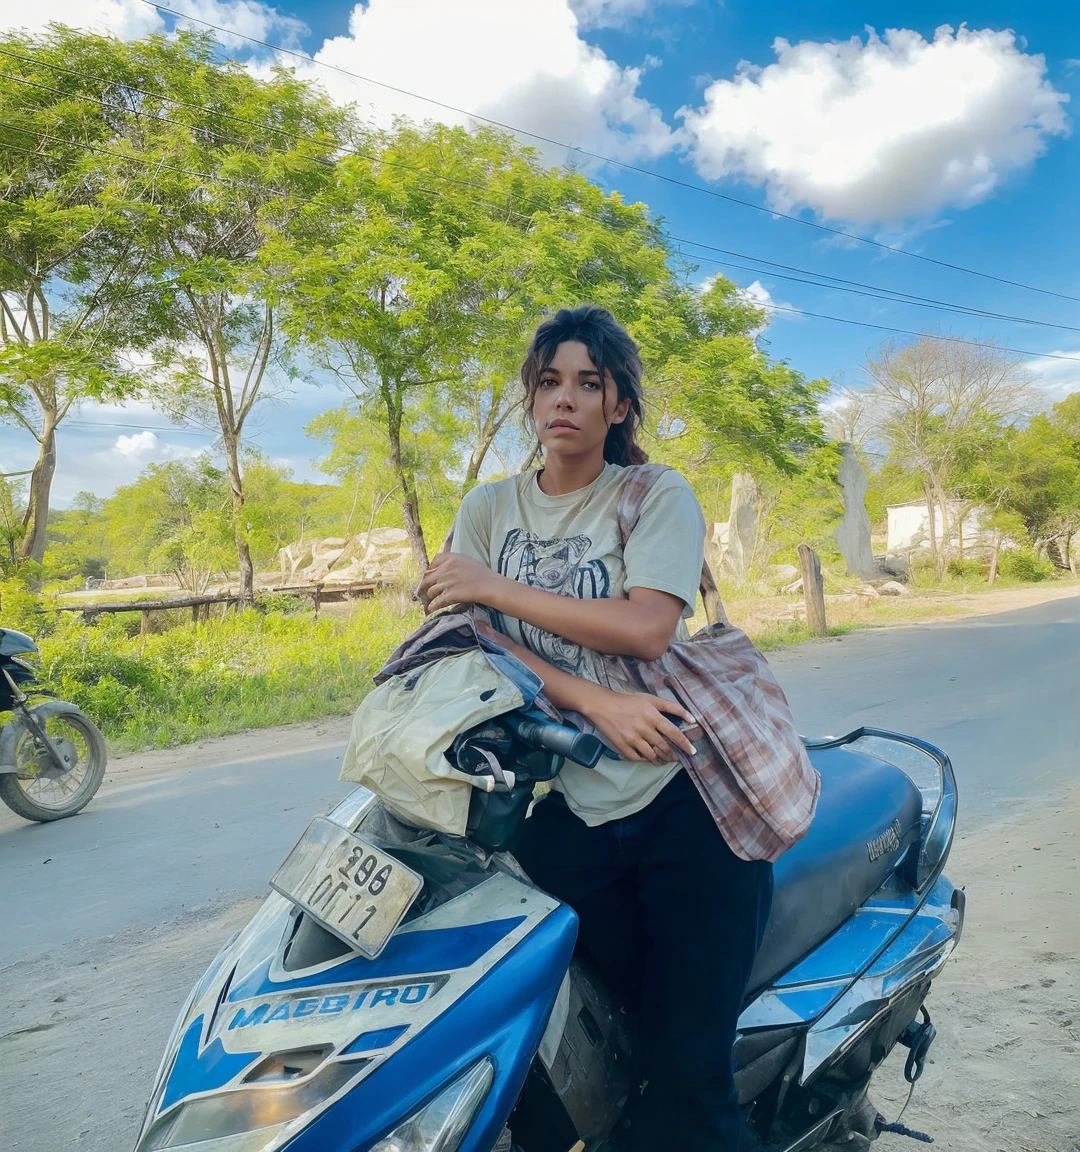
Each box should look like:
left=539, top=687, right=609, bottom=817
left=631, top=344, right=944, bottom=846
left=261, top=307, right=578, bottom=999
left=53, top=580, right=389, bottom=630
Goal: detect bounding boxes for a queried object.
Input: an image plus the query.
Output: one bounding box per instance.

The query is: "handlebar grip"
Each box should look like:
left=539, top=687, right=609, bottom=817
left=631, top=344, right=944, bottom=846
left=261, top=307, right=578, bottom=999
left=509, top=717, right=606, bottom=769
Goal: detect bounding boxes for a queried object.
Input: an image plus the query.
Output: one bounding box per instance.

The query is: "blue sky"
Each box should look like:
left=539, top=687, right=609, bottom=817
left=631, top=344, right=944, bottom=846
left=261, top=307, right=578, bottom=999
left=2, top=0, right=1079, bottom=504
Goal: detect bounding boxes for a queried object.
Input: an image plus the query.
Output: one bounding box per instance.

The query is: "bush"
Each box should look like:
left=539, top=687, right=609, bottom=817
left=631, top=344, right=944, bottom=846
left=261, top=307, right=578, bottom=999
left=256, top=591, right=309, bottom=615
left=0, top=577, right=47, bottom=635
left=998, top=548, right=1056, bottom=583
left=946, top=558, right=989, bottom=579
left=34, top=596, right=422, bottom=749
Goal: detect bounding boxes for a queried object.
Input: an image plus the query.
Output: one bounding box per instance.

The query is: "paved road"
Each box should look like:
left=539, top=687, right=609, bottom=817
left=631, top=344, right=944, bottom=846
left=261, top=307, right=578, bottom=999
left=2, top=595, right=1078, bottom=971
left=773, top=594, right=1080, bottom=825
left=1, top=594, right=1077, bottom=1150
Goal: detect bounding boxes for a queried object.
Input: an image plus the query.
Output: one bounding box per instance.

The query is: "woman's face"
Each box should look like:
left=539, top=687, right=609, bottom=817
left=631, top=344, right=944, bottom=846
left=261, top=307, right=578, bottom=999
left=532, top=339, right=629, bottom=460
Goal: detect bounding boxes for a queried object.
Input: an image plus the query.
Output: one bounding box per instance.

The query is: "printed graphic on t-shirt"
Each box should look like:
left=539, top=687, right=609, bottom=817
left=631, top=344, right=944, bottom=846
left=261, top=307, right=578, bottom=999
left=493, top=527, right=611, bottom=673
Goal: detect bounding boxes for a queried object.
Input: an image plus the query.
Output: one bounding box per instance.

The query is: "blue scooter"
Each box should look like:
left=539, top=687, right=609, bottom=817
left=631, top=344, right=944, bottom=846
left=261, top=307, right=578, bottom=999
left=132, top=717, right=963, bottom=1152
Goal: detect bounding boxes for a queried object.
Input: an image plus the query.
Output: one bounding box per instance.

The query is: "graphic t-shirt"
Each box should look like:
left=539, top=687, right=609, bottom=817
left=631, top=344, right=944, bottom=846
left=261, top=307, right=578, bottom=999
left=450, top=463, right=706, bottom=825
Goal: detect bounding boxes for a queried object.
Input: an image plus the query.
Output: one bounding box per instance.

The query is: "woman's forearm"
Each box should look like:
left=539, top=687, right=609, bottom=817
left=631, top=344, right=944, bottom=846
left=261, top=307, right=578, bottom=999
left=486, top=627, right=605, bottom=714
left=486, top=579, right=677, bottom=661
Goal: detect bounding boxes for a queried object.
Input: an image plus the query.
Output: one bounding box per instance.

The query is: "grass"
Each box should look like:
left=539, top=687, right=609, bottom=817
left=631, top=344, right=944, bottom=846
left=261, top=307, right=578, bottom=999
left=27, top=596, right=423, bottom=751
left=52, top=587, right=182, bottom=605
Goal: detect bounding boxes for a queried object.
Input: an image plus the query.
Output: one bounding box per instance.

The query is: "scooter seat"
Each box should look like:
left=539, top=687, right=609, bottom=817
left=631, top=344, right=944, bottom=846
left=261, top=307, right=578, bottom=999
left=747, top=745, right=923, bottom=994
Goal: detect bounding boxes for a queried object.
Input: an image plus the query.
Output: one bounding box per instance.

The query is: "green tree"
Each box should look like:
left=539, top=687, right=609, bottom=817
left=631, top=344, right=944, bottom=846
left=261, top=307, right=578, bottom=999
left=99, top=33, right=348, bottom=602
left=648, top=278, right=831, bottom=521
left=968, top=393, right=1080, bottom=573
left=102, top=456, right=233, bottom=591
left=455, top=153, right=682, bottom=488
left=0, top=475, right=27, bottom=573
left=307, top=400, right=464, bottom=549
left=278, top=122, right=686, bottom=566
left=0, top=27, right=163, bottom=561
left=862, top=336, right=1034, bottom=579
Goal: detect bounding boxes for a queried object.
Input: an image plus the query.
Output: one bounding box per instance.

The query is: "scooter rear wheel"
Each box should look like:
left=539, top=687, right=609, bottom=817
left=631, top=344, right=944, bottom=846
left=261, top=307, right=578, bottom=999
left=0, top=707, right=107, bottom=822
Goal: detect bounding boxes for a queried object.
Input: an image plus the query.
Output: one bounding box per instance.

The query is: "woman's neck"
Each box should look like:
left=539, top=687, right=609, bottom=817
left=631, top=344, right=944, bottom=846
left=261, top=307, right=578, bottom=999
left=536, top=453, right=607, bottom=496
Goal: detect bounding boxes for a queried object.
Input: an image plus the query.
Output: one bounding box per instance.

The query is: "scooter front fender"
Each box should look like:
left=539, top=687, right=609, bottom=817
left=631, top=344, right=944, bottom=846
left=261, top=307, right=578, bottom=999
left=0, top=700, right=90, bottom=773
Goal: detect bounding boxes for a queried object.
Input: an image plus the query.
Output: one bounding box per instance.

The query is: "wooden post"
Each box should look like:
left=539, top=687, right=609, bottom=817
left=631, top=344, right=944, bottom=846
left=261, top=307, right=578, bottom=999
left=988, top=531, right=1001, bottom=585
left=140, top=610, right=151, bottom=637
left=797, top=543, right=827, bottom=638
left=699, top=561, right=731, bottom=627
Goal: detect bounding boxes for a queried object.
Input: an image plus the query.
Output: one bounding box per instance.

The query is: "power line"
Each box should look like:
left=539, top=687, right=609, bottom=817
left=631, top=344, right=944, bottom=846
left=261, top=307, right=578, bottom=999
left=8, top=112, right=1077, bottom=364
left=141, top=0, right=1080, bottom=306
left=2, top=51, right=1077, bottom=336
left=66, top=420, right=212, bottom=437
left=674, top=248, right=1080, bottom=334
left=5, top=66, right=1079, bottom=341
left=670, top=238, right=1080, bottom=334
left=763, top=303, right=1080, bottom=362
left=7, top=121, right=1080, bottom=365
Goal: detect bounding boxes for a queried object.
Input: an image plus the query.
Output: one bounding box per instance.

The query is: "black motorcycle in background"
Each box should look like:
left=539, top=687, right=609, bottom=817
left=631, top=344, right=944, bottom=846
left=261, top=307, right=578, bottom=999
left=0, top=627, right=107, bottom=821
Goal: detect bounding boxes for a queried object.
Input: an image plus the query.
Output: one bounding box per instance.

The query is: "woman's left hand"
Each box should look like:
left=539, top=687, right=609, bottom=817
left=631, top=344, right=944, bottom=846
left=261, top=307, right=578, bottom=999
left=418, top=553, right=504, bottom=614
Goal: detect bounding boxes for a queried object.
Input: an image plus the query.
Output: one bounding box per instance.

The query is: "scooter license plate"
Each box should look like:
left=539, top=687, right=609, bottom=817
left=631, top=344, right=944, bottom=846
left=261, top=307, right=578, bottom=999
left=270, top=817, right=423, bottom=959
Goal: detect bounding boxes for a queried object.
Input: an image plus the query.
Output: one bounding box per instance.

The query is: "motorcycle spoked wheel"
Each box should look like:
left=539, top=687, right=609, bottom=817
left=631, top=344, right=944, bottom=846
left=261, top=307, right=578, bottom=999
left=0, top=707, right=107, bottom=822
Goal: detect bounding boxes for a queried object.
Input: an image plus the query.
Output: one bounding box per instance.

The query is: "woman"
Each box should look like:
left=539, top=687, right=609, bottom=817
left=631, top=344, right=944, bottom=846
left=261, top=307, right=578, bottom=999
left=418, top=305, right=772, bottom=1152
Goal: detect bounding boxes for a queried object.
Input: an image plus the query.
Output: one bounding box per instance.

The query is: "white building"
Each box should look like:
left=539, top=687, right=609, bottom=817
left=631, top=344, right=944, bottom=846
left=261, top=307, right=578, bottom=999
left=886, top=498, right=1005, bottom=554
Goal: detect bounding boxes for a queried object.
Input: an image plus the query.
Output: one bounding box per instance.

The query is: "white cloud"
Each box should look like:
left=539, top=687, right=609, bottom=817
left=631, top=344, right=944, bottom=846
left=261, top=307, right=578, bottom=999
left=1, top=0, right=674, bottom=163
left=170, top=0, right=306, bottom=49
left=113, top=430, right=161, bottom=459
left=1026, top=351, right=1080, bottom=404
left=0, top=0, right=302, bottom=48
left=301, top=0, right=674, bottom=161
left=740, top=279, right=778, bottom=315
left=0, top=0, right=163, bottom=37
left=680, top=25, right=1070, bottom=225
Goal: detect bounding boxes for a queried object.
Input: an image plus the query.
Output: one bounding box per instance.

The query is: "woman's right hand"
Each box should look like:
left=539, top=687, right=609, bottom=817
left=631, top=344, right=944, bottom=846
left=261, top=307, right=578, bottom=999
left=580, top=684, right=698, bottom=764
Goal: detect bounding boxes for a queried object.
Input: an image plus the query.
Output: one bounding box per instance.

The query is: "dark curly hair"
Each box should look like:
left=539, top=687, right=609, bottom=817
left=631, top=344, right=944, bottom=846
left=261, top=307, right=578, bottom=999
left=521, top=304, right=648, bottom=467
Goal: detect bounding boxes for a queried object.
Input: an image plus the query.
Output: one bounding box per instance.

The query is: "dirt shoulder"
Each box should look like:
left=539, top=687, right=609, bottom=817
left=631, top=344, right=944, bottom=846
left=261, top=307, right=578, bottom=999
left=870, top=578, right=1080, bottom=621
left=103, top=714, right=353, bottom=783
left=723, top=577, right=1080, bottom=644
left=873, top=787, right=1079, bottom=1152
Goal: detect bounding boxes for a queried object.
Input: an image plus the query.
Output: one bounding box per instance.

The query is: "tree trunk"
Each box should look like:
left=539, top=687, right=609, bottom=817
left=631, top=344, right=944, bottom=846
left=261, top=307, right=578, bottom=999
left=463, top=379, right=515, bottom=491
left=934, top=483, right=951, bottom=581
left=222, top=430, right=255, bottom=605
left=385, top=385, right=429, bottom=574
left=464, top=417, right=507, bottom=489
left=19, top=423, right=57, bottom=562
left=921, top=478, right=939, bottom=580
left=465, top=436, right=496, bottom=489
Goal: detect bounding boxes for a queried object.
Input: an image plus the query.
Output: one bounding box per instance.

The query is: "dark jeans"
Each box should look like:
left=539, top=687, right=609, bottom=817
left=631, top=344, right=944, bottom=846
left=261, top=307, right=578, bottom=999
left=513, top=770, right=773, bottom=1152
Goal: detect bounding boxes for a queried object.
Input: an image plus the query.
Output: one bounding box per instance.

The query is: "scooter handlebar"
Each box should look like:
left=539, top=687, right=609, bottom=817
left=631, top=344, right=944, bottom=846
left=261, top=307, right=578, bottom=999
left=506, top=715, right=606, bottom=769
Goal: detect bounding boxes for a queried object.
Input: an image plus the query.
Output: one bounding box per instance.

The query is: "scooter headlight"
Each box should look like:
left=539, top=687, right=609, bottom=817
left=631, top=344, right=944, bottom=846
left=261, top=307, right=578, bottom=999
left=135, top=1057, right=363, bottom=1151
left=369, top=1059, right=494, bottom=1152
